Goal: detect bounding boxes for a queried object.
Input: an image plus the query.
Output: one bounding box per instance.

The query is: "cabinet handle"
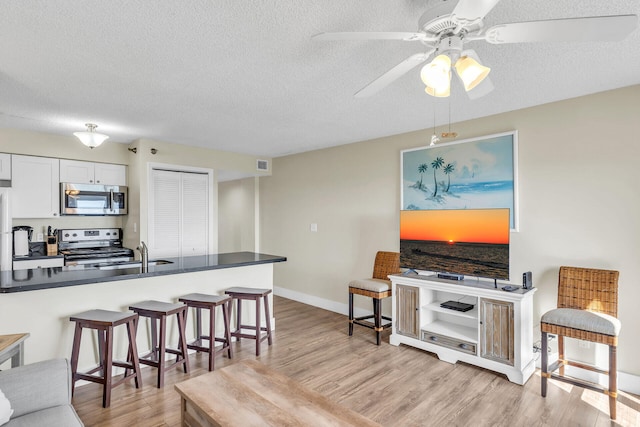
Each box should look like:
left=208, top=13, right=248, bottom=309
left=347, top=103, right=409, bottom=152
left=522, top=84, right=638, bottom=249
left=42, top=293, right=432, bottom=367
left=53, top=213, right=58, bottom=216
left=96, top=180, right=100, bottom=183
left=90, top=180, right=93, bottom=183
left=430, top=336, right=438, bottom=342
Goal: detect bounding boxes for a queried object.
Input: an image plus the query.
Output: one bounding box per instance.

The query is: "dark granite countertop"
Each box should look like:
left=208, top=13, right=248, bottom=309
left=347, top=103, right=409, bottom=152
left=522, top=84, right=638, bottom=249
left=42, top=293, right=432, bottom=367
left=0, top=252, right=286, bottom=293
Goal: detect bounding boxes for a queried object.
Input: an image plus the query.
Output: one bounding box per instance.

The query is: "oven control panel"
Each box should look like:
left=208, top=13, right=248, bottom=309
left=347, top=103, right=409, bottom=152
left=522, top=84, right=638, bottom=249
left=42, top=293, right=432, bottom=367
left=58, top=228, right=121, bottom=242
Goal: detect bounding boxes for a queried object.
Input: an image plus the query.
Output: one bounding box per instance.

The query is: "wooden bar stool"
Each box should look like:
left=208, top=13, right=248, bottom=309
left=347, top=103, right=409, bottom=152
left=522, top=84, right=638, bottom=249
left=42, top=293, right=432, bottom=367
left=224, top=287, right=273, bottom=356
left=178, top=293, right=232, bottom=371
left=128, top=300, right=189, bottom=388
left=69, top=309, right=142, bottom=408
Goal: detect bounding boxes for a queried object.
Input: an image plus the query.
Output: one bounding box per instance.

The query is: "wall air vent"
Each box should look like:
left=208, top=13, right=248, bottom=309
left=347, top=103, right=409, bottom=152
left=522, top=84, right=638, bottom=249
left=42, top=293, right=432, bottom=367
left=256, top=159, right=269, bottom=171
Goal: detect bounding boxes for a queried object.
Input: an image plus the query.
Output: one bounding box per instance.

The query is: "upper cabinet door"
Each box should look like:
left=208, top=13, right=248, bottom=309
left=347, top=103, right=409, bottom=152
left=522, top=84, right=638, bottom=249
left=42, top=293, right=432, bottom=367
left=59, top=159, right=95, bottom=184
left=12, top=155, right=60, bottom=218
left=60, top=160, right=126, bottom=185
left=0, top=153, right=11, bottom=180
left=94, top=163, right=126, bottom=186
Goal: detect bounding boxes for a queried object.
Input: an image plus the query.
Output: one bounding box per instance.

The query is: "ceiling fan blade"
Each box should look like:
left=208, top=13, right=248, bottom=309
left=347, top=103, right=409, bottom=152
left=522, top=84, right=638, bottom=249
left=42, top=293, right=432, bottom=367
left=354, top=51, right=434, bottom=98
left=451, top=0, right=502, bottom=27
left=313, top=32, right=431, bottom=42
left=483, top=15, right=638, bottom=44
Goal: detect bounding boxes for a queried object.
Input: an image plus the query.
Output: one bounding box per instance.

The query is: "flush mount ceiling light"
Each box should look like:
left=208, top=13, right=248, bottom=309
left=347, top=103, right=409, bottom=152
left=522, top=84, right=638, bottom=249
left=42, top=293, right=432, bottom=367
left=74, top=123, right=109, bottom=149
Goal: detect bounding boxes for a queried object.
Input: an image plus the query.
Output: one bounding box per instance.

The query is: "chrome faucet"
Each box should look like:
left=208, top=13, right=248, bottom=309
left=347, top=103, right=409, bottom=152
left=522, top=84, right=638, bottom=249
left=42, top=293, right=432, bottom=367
left=137, top=241, right=149, bottom=272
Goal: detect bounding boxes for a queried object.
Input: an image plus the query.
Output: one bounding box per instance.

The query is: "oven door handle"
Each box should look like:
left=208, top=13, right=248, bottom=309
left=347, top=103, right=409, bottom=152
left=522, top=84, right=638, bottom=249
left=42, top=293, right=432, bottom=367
left=109, top=189, right=114, bottom=212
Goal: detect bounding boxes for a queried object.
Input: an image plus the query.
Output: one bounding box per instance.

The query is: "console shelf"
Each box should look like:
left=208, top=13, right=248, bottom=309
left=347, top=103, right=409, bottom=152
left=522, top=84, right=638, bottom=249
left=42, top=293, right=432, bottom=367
left=390, top=273, right=537, bottom=385
left=425, top=301, right=478, bottom=320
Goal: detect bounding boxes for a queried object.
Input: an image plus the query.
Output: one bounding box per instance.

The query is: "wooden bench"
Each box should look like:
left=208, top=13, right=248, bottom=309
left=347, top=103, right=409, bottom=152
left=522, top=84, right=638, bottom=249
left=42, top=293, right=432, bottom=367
left=174, top=359, right=381, bottom=427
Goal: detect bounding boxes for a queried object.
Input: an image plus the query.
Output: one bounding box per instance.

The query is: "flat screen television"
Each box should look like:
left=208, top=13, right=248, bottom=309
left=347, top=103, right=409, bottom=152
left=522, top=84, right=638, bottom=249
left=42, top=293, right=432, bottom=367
left=400, top=208, right=510, bottom=280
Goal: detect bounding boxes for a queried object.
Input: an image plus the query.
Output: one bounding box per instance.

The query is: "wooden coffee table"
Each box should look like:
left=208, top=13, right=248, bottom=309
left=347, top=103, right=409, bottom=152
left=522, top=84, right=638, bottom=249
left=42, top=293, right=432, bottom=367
left=174, top=359, right=381, bottom=427
left=0, top=333, right=29, bottom=368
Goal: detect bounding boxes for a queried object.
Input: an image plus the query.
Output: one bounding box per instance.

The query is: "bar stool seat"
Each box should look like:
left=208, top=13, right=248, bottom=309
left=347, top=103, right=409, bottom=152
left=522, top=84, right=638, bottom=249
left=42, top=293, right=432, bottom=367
left=69, top=309, right=142, bottom=408
left=128, top=300, right=189, bottom=388
left=178, top=293, right=232, bottom=371
left=224, top=287, right=273, bottom=356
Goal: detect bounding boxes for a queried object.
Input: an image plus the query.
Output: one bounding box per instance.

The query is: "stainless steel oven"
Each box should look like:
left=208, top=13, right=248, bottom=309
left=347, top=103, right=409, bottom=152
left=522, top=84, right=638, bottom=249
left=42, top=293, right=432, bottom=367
left=60, top=183, right=128, bottom=215
left=58, top=228, right=134, bottom=265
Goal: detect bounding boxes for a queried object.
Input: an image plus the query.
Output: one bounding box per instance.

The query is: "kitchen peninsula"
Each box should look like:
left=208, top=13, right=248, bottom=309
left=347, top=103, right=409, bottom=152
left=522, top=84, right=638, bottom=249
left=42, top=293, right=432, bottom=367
left=0, top=252, right=285, bottom=369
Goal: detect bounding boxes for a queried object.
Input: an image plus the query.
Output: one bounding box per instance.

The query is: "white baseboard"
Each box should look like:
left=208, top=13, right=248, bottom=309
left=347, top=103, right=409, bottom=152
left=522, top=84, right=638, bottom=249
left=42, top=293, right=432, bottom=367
left=276, top=287, right=640, bottom=395
left=273, top=286, right=370, bottom=318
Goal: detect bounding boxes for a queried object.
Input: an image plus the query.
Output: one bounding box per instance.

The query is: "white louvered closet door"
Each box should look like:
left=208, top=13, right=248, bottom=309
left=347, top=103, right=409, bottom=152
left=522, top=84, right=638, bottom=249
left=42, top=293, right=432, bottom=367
left=149, top=169, right=208, bottom=259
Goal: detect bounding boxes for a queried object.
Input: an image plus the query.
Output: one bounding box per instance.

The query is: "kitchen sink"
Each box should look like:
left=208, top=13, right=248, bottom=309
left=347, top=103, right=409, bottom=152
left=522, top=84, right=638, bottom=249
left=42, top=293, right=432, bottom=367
left=96, top=260, right=174, bottom=270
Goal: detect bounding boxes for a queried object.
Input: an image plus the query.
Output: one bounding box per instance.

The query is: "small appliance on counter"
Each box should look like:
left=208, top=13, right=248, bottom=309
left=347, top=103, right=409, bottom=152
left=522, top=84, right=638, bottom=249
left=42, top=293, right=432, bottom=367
left=12, top=225, right=33, bottom=257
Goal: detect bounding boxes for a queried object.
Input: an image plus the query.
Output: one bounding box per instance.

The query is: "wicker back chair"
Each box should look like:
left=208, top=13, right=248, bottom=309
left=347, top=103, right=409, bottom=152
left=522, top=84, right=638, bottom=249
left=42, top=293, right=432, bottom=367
left=541, top=266, right=621, bottom=419
left=348, top=251, right=400, bottom=345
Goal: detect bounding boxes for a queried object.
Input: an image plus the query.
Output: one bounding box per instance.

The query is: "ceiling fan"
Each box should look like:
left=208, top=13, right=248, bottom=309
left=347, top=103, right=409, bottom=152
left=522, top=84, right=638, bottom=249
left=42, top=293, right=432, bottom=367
left=313, top=0, right=638, bottom=98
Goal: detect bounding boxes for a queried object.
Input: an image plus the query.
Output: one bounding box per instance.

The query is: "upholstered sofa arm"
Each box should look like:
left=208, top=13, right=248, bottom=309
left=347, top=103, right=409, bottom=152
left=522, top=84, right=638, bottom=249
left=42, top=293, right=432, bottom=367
left=0, top=358, right=72, bottom=419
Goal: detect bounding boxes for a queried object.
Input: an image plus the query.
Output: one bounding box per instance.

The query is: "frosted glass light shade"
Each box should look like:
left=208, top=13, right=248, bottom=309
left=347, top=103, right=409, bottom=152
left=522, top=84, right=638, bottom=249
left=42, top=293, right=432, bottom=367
left=425, top=84, right=450, bottom=97
left=455, top=56, right=491, bottom=92
left=420, top=55, right=451, bottom=92
left=74, top=123, right=109, bottom=148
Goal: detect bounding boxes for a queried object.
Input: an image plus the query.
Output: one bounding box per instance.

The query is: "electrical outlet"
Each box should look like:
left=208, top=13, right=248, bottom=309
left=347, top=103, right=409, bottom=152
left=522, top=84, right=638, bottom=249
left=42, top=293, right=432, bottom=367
left=310, top=223, right=318, bottom=232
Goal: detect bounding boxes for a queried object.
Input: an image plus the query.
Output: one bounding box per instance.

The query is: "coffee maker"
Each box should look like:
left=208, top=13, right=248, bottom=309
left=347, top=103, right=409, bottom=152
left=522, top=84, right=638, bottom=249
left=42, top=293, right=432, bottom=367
left=12, top=225, right=33, bottom=257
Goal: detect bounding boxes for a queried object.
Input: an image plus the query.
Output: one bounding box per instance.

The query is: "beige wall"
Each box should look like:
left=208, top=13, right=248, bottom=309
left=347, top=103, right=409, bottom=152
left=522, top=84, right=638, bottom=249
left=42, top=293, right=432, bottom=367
left=259, top=85, right=640, bottom=376
left=218, top=177, right=257, bottom=253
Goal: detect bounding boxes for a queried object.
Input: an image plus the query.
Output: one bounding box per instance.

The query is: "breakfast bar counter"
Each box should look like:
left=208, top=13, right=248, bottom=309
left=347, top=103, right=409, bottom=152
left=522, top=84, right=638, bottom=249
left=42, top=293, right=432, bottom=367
left=0, top=252, right=286, bottom=293
left=0, top=252, right=286, bottom=369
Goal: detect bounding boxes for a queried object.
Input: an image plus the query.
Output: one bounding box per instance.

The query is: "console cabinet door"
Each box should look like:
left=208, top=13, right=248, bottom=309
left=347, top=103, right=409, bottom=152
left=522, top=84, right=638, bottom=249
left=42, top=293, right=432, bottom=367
left=396, top=284, right=420, bottom=338
left=480, top=298, right=515, bottom=366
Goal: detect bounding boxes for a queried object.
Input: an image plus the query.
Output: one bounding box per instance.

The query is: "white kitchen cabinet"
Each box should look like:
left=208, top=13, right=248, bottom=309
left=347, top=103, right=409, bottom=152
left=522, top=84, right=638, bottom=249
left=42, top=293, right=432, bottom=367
left=12, top=155, right=60, bottom=218
left=13, top=257, right=64, bottom=270
left=0, top=153, right=10, bottom=180
left=59, top=159, right=126, bottom=185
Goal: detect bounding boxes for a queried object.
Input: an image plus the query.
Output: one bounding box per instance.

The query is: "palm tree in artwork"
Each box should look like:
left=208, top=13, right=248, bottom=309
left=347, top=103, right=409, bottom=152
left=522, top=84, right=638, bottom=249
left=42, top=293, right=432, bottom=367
left=431, top=157, right=444, bottom=197
left=417, top=163, right=428, bottom=189
left=443, top=163, right=454, bottom=192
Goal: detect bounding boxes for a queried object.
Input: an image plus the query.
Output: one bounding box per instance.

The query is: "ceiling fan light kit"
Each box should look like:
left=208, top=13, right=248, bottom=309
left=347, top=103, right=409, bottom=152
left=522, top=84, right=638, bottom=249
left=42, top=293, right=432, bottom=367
left=313, top=0, right=637, bottom=99
left=455, top=56, right=491, bottom=92
left=74, top=123, right=109, bottom=149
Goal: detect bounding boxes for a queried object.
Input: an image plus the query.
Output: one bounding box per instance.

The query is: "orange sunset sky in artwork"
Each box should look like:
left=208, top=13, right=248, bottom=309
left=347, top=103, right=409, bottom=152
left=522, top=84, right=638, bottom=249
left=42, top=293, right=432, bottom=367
left=400, top=209, right=510, bottom=244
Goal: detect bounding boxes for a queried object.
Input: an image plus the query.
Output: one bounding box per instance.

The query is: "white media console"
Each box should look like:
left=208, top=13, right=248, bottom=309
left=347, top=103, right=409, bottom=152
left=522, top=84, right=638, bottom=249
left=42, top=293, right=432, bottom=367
left=390, top=273, right=537, bottom=385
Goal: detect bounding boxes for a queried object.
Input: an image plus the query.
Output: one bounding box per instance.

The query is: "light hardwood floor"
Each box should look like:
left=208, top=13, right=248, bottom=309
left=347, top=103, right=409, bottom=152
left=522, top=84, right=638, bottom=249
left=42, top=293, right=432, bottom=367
left=73, top=296, right=640, bottom=426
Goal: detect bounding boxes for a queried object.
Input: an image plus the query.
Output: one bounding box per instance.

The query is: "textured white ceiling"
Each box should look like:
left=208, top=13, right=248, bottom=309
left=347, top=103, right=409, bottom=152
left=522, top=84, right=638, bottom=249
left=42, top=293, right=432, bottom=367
left=1, top=0, right=639, bottom=158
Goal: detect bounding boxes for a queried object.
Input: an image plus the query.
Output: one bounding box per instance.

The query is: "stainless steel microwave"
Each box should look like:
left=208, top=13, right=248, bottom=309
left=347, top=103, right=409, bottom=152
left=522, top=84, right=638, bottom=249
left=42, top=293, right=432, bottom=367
left=60, top=183, right=128, bottom=215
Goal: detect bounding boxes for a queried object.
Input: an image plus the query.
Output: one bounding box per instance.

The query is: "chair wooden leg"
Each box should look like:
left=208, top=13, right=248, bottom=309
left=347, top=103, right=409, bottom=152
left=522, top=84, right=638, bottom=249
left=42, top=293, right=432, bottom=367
left=609, top=345, right=617, bottom=420
left=374, top=298, right=382, bottom=345
left=223, top=301, right=232, bottom=359
left=558, top=335, right=565, bottom=376
left=102, top=326, right=113, bottom=408
left=541, top=331, right=548, bottom=397
left=208, top=306, right=215, bottom=371
left=70, top=322, right=83, bottom=396
left=177, top=309, right=189, bottom=374
left=157, top=316, right=166, bottom=388
left=263, top=295, right=273, bottom=346
left=126, top=317, right=142, bottom=389
left=235, top=299, right=242, bottom=342
left=348, top=291, right=354, bottom=336
left=255, top=297, right=261, bottom=356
